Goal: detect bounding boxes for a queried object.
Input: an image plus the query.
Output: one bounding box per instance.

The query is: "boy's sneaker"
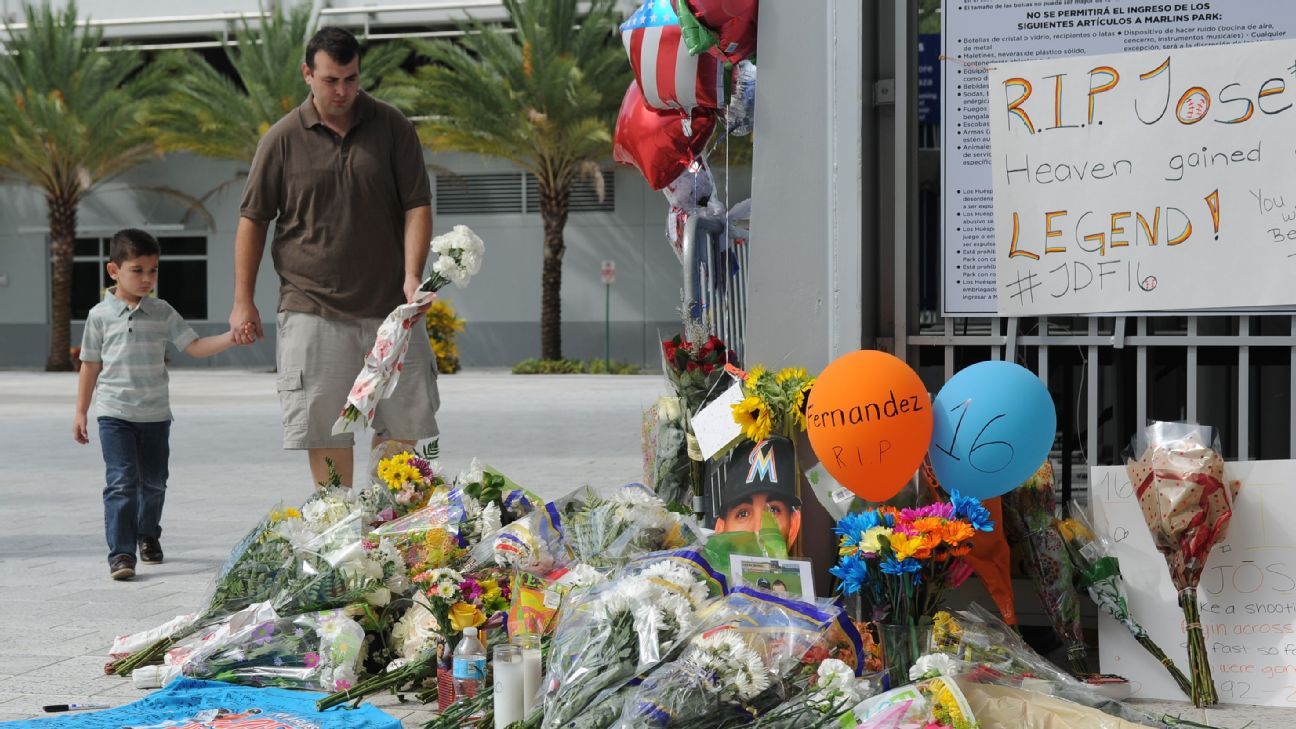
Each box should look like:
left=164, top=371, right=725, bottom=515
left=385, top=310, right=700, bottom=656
left=109, top=555, right=135, bottom=581
left=138, top=537, right=164, bottom=564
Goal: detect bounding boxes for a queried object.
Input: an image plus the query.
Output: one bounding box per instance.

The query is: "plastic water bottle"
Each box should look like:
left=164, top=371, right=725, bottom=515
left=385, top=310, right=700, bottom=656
left=453, top=627, right=487, bottom=715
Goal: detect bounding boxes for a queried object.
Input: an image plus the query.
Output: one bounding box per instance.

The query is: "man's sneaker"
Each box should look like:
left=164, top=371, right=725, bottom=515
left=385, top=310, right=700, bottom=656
left=109, top=555, right=135, bottom=581
left=138, top=537, right=164, bottom=565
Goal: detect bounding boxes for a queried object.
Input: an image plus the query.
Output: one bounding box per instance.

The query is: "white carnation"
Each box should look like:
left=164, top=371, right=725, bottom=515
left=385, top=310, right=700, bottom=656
left=910, top=652, right=965, bottom=681
left=816, top=658, right=855, bottom=690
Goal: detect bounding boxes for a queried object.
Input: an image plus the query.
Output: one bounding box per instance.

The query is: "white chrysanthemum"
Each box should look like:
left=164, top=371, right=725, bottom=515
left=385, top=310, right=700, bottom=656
left=638, top=560, right=709, bottom=608
left=599, top=577, right=656, bottom=617
left=461, top=494, right=482, bottom=520
left=479, top=501, right=502, bottom=537
left=655, top=592, right=695, bottom=638
left=688, top=631, right=770, bottom=700
left=556, top=564, right=607, bottom=591
left=457, top=458, right=485, bottom=487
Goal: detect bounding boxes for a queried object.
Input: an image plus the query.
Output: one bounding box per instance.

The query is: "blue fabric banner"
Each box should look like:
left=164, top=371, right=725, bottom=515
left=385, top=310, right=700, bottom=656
left=1, top=678, right=399, bottom=729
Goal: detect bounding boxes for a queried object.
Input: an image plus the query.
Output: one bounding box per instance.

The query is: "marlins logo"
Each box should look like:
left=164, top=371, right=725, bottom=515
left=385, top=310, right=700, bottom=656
left=746, top=439, right=778, bottom=484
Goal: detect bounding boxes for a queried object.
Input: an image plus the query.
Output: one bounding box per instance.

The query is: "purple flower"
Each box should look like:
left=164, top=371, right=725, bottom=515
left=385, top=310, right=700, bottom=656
left=304, top=651, right=321, bottom=668
left=251, top=623, right=275, bottom=646
left=409, top=456, right=434, bottom=480
left=459, top=577, right=483, bottom=602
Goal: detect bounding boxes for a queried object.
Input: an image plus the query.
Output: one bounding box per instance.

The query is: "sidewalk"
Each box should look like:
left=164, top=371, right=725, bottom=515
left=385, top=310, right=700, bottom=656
left=0, top=369, right=664, bottom=725
left=0, top=369, right=1290, bottom=726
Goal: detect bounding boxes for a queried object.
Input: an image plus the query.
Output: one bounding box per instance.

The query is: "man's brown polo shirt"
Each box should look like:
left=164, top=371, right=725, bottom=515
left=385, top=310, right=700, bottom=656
left=240, top=91, right=431, bottom=320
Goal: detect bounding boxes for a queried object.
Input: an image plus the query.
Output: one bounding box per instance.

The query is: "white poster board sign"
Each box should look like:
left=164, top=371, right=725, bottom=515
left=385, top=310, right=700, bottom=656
left=990, top=38, right=1296, bottom=316
left=1092, top=462, right=1296, bottom=706
left=942, top=0, right=1296, bottom=315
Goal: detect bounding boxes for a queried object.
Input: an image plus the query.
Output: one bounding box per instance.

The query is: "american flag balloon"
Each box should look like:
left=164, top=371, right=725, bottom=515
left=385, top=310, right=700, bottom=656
left=621, top=0, right=724, bottom=113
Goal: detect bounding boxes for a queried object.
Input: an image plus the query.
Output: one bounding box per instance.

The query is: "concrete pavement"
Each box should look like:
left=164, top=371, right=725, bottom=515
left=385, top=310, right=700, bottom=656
left=0, top=369, right=664, bottom=725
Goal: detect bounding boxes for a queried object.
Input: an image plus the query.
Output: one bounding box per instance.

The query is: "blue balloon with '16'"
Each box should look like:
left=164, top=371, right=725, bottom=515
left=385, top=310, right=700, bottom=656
left=928, top=361, right=1056, bottom=499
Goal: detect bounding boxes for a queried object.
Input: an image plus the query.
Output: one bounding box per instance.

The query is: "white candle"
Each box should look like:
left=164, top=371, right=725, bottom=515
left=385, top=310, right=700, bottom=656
left=521, top=645, right=543, bottom=711
left=493, top=646, right=525, bottom=728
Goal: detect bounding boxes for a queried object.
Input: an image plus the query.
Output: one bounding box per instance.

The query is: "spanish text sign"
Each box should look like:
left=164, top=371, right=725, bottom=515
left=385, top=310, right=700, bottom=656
left=990, top=39, right=1296, bottom=315
left=1093, top=463, right=1296, bottom=706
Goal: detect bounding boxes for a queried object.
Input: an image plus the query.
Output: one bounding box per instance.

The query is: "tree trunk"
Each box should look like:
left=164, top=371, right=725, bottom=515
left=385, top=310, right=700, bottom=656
left=46, top=193, right=78, bottom=372
left=538, top=180, right=570, bottom=361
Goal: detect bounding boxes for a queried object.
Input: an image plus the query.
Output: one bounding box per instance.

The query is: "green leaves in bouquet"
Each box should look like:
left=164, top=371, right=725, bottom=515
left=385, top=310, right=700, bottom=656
left=274, top=561, right=382, bottom=616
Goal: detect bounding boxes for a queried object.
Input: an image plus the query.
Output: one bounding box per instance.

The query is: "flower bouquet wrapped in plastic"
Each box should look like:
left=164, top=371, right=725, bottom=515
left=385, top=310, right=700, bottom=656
left=1001, top=462, right=1088, bottom=673
left=110, top=504, right=300, bottom=675
left=540, top=558, right=711, bottom=729
left=1057, top=504, right=1192, bottom=697
left=183, top=608, right=365, bottom=692
left=1125, top=421, right=1240, bottom=706
left=484, top=484, right=705, bottom=575
left=611, top=588, right=870, bottom=729
left=334, top=224, right=484, bottom=433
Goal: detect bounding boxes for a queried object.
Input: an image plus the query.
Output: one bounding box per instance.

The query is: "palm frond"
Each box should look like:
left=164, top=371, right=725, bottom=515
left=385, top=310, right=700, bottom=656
left=0, top=1, right=157, bottom=202
left=407, top=0, right=630, bottom=195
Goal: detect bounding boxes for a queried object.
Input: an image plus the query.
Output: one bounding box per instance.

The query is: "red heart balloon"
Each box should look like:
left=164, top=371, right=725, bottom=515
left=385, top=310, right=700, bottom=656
left=613, top=82, right=717, bottom=190
left=681, top=0, right=757, bottom=62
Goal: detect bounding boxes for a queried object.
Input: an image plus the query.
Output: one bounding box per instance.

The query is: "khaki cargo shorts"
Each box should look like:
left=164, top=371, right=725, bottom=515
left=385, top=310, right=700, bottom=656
left=275, top=310, right=440, bottom=449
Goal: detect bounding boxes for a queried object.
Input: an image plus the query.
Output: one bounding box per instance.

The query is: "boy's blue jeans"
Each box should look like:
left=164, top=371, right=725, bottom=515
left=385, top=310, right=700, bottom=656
left=98, top=417, right=170, bottom=564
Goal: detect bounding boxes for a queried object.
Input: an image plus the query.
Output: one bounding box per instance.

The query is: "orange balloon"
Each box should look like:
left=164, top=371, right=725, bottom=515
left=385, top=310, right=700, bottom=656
left=805, top=350, right=933, bottom=501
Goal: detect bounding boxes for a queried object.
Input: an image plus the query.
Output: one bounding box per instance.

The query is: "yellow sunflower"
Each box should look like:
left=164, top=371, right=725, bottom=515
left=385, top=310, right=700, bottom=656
left=746, top=364, right=767, bottom=387
left=731, top=396, right=773, bottom=442
left=775, top=366, right=807, bottom=384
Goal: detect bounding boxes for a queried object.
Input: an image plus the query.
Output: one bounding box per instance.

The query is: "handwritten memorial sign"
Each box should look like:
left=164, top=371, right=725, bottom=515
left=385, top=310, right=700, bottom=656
left=1094, top=462, right=1296, bottom=706
left=990, top=38, right=1296, bottom=315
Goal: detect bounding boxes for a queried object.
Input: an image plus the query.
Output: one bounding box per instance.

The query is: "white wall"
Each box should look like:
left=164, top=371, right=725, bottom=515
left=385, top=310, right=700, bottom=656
left=0, top=146, right=752, bottom=368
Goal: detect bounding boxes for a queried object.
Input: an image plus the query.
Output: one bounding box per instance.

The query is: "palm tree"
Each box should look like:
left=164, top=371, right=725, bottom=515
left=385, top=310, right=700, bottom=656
left=0, top=2, right=157, bottom=371
left=142, top=2, right=409, bottom=164
left=402, top=0, right=629, bottom=360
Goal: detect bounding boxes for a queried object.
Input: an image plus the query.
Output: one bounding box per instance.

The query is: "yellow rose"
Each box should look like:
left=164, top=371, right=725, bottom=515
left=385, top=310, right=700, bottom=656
left=448, top=602, right=486, bottom=632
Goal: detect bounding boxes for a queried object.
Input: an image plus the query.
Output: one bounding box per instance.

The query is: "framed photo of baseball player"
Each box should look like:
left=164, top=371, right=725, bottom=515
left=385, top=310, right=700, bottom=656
left=728, top=555, right=815, bottom=602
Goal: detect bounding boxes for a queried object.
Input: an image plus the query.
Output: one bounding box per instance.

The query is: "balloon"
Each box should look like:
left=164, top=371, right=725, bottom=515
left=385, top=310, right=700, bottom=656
left=726, top=60, right=756, bottom=136
left=805, top=350, right=934, bottom=501
left=621, top=0, right=724, bottom=113
left=679, top=0, right=758, bottom=63
left=928, top=361, right=1057, bottom=499
left=614, top=82, right=717, bottom=190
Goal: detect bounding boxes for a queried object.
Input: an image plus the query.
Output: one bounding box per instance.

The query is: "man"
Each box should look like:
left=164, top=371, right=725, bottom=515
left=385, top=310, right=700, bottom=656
left=231, top=27, right=439, bottom=486
left=711, top=436, right=802, bottom=547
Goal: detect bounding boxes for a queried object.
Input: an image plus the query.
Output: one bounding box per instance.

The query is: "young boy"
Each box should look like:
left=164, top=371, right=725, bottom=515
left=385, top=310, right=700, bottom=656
left=73, top=229, right=248, bottom=581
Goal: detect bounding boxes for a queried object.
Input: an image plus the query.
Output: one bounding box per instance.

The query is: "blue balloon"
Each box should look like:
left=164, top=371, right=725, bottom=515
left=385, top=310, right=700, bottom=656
left=928, top=361, right=1057, bottom=499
